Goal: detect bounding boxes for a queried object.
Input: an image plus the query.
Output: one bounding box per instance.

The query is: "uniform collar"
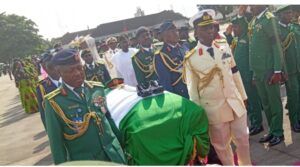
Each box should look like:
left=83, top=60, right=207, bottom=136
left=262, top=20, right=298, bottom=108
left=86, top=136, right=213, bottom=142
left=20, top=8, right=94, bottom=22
left=257, top=8, right=268, bottom=20
left=48, top=76, right=61, bottom=87
left=64, top=82, right=84, bottom=92
left=86, top=61, right=95, bottom=69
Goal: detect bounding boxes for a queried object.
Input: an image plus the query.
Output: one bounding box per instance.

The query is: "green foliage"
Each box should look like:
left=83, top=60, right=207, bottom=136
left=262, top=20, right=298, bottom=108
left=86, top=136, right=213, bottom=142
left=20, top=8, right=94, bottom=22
left=0, top=13, right=49, bottom=63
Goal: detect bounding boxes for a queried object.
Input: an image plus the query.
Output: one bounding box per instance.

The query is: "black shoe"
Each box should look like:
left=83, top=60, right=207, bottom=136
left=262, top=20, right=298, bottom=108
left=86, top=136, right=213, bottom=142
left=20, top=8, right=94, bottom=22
left=268, top=135, right=284, bottom=147
left=259, top=134, right=273, bottom=143
left=291, top=123, right=300, bottom=133
left=249, top=126, right=264, bottom=136
left=149, top=80, right=164, bottom=94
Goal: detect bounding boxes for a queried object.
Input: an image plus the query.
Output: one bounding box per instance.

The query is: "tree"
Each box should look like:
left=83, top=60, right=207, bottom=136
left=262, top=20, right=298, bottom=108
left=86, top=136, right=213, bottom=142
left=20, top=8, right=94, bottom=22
left=197, top=5, right=237, bottom=19
left=0, top=13, right=48, bottom=62
left=134, top=7, right=145, bottom=17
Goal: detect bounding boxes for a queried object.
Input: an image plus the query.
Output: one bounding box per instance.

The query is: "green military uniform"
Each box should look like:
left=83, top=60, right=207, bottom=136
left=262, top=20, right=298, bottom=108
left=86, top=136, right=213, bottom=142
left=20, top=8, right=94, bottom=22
left=131, top=47, right=158, bottom=85
left=44, top=81, right=126, bottom=165
left=231, top=16, right=263, bottom=130
left=83, top=60, right=111, bottom=84
left=249, top=9, right=284, bottom=137
left=278, top=16, right=300, bottom=127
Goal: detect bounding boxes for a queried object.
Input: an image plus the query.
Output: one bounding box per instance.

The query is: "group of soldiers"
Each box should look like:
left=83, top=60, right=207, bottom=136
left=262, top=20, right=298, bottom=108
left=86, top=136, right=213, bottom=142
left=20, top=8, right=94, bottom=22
left=28, top=5, right=300, bottom=166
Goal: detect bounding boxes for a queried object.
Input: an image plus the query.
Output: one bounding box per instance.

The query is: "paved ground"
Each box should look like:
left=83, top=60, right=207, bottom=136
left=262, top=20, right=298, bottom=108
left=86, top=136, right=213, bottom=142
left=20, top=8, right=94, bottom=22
left=0, top=75, right=300, bottom=165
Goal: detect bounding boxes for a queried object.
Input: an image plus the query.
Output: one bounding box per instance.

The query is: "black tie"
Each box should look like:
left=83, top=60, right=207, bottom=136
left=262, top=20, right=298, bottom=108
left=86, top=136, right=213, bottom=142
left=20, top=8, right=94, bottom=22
left=89, top=64, right=94, bottom=69
left=207, top=47, right=214, bottom=58
left=74, top=87, right=84, bottom=100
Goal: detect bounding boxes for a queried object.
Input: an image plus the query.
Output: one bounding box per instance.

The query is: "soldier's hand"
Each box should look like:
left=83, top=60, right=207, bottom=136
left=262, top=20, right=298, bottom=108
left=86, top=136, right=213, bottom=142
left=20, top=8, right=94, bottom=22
left=268, top=73, right=282, bottom=85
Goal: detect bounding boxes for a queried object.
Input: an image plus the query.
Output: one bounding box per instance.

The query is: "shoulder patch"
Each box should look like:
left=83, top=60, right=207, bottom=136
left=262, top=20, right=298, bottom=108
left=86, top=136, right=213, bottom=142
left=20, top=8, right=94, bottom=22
left=185, top=48, right=196, bottom=59
left=44, top=88, right=60, bottom=100
left=265, top=11, right=274, bottom=19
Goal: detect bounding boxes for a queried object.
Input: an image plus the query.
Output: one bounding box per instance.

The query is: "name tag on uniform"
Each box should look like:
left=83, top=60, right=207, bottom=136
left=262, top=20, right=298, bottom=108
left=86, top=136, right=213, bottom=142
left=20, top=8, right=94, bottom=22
left=68, top=104, right=80, bottom=109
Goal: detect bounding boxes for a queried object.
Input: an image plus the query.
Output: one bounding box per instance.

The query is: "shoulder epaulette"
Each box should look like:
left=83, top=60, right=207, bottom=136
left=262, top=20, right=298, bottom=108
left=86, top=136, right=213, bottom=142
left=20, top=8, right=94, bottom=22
left=154, top=49, right=161, bottom=55
left=185, top=48, right=196, bottom=59
left=85, top=80, right=104, bottom=88
left=95, top=59, right=105, bottom=65
left=131, top=51, right=139, bottom=58
left=38, top=79, right=45, bottom=84
left=266, top=11, right=274, bottom=19
left=215, top=38, right=227, bottom=43
left=44, top=88, right=60, bottom=100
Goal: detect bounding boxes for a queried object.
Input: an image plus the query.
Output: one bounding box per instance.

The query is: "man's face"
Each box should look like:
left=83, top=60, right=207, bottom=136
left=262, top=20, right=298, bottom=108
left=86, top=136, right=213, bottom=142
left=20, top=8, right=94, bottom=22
left=162, top=26, right=179, bottom=44
left=108, top=41, right=117, bottom=50
left=280, top=10, right=293, bottom=24
left=137, top=31, right=152, bottom=48
left=232, top=24, right=242, bottom=37
left=57, top=62, right=85, bottom=88
left=81, top=52, right=93, bottom=64
left=179, top=30, right=189, bottom=40
left=45, top=63, right=60, bottom=80
left=250, top=5, right=266, bottom=16
left=195, top=24, right=215, bottom=45
left=119, top=39, right=129, bottom=52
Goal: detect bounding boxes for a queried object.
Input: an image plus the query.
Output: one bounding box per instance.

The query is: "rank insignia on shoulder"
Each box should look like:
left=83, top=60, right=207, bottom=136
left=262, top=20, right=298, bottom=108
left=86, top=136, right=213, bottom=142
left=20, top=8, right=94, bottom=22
left=265, top=11, right=274, bottom=19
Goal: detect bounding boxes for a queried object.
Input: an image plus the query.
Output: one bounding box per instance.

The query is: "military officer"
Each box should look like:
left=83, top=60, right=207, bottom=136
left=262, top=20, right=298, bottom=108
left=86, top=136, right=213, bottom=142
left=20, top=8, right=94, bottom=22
left=132, top=26, right=158, bottom=86
left=81, top=49, right=111, bottom=84
left=185, top=9, right=251, bottom=165
left=276, top=5, right=300, bottom=132
left=154, top=20, right=189, bottom=98
left=44, top=48, right=126, bottom=165
left=249, top=5, right=284, bottom=146
left=231, top=16, right=264, bottom=135
left=103, top=37, right=119, bottom=78
left=36, top=52, right=61, bottom=129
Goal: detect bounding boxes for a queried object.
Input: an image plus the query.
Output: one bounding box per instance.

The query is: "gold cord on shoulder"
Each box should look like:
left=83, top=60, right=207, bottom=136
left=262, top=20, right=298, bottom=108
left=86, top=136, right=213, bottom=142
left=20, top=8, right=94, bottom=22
left=49, top=100, right=104, bottom=140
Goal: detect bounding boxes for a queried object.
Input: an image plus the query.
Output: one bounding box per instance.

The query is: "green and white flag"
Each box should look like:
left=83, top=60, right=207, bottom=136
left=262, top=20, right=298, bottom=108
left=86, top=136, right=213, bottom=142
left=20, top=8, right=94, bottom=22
left=106, top=86, right=210, bottom=165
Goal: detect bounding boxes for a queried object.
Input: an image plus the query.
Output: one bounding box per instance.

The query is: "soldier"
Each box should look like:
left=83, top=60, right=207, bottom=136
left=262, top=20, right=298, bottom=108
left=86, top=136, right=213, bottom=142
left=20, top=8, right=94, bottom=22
left=103, top=37, right=119, bottom=78
left=178, top=26, right=197, bottom=50
left=185, top=9, right=251, bottom=165
left=231, top=15, right=264, bottom=135
left=154, top=20, right=189, bottom=98
left=249, top=5, right=284, bottom=146
left=36, top=52, right=61, bottom=129
left=44, top=48, right=126, bottom=165
left=276, top=5, right=300, bottom=132
left=81, top=49, right=111, bottom=84
left=132, top=26, right=158, bottom=86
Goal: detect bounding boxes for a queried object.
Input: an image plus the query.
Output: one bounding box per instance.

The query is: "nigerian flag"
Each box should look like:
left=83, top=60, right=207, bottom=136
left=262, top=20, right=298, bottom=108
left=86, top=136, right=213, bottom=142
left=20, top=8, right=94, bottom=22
left=106, top=86, right=210, bottom=165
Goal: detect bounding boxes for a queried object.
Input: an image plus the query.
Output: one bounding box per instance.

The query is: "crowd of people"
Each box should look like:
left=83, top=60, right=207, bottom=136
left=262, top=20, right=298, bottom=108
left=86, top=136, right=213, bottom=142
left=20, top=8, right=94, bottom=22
left=9, top=5, right=300, bottom=166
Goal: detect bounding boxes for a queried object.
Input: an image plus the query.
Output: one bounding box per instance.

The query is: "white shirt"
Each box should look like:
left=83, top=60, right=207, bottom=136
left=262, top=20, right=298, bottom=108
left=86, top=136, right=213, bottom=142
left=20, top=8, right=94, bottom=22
left=112, top=48, right=138, bottom=87
left=48, top=76, right=61, bottom=87
left=64, top=82, right=84, bottom=99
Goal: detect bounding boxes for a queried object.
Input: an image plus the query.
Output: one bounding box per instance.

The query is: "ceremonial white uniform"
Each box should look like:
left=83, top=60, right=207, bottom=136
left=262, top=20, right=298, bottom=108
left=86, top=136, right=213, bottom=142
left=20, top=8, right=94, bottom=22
left=184, top=39, right=251, bottom=165
left=112, top=48, right=138, bottom=87
left=103, top=48, right=119, bottom=78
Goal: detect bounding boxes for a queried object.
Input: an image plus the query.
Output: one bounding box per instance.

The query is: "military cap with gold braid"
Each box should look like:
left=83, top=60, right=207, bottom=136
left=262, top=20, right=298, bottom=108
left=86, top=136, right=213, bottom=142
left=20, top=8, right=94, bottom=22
left=189, top=9, right=216, bottom=28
